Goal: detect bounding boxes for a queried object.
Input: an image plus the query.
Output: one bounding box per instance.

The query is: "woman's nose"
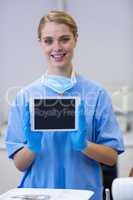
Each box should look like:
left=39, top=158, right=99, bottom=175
left=53, top=40, right=62, bottom=51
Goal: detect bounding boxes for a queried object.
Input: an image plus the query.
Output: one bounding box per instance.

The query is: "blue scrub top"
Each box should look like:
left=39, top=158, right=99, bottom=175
left=5, top=75, right=124, bottom=200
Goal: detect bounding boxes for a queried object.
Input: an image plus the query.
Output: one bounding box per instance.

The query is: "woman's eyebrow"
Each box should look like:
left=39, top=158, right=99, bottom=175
left=42, top=35, right=72, bottom=40
left=42, top=36, right=53, bottom=40
left=59, top=35, right=72, bottom=39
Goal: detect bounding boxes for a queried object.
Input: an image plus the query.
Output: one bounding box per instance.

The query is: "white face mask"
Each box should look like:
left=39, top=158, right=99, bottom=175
left=42, top=71, right=77, bottom=94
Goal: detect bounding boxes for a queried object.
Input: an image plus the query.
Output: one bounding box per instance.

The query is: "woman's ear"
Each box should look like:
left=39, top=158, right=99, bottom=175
left=74, top=34, right=78, bottom=47
left=75, top=34, right=78, bottom=43
left=38, top=38, right=41, bottom=44
left=38, top=38, right=43, bottom=48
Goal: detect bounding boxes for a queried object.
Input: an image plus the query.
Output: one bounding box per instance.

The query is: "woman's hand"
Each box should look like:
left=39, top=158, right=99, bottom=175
left=70, top=100, right=87, bottom=151
left=23, top=103, right=43, bottom=153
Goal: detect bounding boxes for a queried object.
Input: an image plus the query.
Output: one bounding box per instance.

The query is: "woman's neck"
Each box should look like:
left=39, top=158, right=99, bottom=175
left=47, top=66, right=73, bottom=78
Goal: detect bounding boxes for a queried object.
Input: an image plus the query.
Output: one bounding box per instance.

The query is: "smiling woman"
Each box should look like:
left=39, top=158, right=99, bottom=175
left=38, top=11, right=78, bottom=76
left=5, top=10, right=124, bottom=200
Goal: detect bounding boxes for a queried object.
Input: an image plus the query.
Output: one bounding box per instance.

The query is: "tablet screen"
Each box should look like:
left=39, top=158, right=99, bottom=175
left=30, top=97, right=80, bottom=132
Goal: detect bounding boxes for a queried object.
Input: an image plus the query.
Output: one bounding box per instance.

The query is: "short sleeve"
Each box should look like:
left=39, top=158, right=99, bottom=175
left=95, top=89, right=124, bottom=154
left=5, top=91, right=26, bottom=159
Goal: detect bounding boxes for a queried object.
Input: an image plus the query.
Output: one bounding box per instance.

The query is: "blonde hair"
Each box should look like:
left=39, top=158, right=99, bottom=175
left=38, top=10, right=78, bottom=40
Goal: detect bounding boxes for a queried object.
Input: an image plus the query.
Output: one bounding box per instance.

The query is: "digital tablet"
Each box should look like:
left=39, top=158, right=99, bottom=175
left=30, top=96, right=80, bottom=132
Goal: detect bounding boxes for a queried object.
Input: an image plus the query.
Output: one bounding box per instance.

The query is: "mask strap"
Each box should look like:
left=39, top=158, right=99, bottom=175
left=41, top=69, right=77, bottom=85
left=71, top=70, right=77, bottom=84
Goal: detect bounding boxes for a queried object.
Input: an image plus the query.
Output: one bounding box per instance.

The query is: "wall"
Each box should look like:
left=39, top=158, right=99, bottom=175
left=0, top=0, right=65, bottom=121
left=67, top=0, right=133, bottom=87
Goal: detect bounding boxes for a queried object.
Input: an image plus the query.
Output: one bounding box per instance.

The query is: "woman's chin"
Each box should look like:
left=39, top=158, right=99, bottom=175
left=50, top=62, right=70, bottom=69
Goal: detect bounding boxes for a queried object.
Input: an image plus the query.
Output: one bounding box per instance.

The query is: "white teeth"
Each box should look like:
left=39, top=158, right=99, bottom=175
left=54, top=55, right=62, bottom=58
left=51, top=53, right=65, bottom=58
left=50, top=53, right=66, bottom=61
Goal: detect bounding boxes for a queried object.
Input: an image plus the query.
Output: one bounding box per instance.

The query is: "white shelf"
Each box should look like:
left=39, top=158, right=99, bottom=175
left=0, top=137, right=6, bottom=150
left=123, top=132, right=133, bottom=148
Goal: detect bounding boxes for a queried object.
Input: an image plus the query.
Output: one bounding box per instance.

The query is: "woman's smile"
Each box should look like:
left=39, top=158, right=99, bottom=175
left=50, top=52, right=67, bottom=62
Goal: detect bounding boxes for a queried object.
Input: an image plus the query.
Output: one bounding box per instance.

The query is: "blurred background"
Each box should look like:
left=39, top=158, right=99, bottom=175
left=0, top=0, right=133, bottom=198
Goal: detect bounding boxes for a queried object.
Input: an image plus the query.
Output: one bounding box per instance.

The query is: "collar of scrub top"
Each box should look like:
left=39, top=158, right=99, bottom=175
left=41, top=69, right=77, bottom=95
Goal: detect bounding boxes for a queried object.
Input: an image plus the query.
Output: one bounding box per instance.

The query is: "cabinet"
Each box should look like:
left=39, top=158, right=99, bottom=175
left=117, top=132, right=133, bottom=177
left=118, top=147, right=133, bottom=177
left=0, top=149, right=21, bottom=194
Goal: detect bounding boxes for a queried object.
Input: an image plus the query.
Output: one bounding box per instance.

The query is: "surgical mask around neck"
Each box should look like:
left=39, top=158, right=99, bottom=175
left=43, top=71, right=77, bottom=94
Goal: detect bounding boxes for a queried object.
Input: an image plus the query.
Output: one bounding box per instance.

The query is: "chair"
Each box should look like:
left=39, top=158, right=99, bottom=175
left=112, top=177, right=133, bottom=200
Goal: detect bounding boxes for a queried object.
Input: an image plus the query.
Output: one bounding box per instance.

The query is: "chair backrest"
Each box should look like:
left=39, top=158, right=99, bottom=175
left=105, top=188, right=110, bottom=200
left=112, top=177, right=133, bottom=200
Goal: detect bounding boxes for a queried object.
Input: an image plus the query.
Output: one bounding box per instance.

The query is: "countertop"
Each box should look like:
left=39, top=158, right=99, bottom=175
left=0, top=188, right=94, bottom=200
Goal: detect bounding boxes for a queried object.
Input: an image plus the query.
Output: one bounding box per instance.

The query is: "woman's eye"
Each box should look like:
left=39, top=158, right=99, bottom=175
left=44, top=39, right=53, bottom=45
left=61, top=37, right=70, bottom=43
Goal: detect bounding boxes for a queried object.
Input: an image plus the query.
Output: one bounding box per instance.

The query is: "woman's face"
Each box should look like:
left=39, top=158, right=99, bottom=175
left=40, top=22, right=77, bottom=70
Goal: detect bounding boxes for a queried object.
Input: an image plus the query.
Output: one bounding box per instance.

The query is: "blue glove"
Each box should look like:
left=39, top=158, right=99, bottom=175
left=70, top=100, right=88, bottom=151
left=23, top=103, right=43, bottom=153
